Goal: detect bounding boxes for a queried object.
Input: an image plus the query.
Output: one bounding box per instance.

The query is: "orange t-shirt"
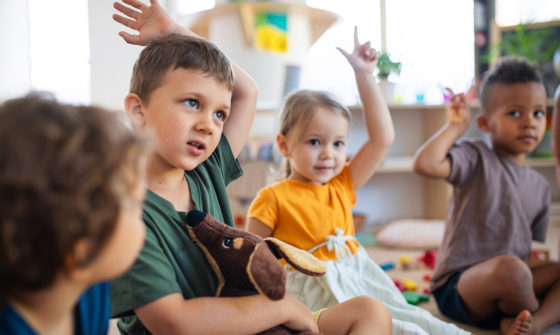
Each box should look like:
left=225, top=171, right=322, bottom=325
left=248, top=165, right=360, bottom=261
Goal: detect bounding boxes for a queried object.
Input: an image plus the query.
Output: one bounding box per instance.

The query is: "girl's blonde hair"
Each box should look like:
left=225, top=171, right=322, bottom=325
left=277, top=89, right=351, bottom=178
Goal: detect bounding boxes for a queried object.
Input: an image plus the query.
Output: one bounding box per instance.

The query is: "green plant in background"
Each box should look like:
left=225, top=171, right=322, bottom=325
left=376, top=52, right=402, bottom=80
left=482, top=22, right=560, bottom=64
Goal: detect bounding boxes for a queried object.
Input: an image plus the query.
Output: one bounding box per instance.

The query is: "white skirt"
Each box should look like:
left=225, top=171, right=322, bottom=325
left=286, top=247, right=469, bottom=335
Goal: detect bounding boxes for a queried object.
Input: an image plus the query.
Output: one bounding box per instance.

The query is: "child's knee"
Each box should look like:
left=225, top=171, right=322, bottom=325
left=353, top=296, right=391, bottom=321
left=492, top=255, right=532, bottom=291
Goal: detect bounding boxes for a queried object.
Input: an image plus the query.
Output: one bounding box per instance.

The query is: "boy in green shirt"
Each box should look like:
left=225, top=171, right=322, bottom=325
left=110, top=1, right=391, bottom=334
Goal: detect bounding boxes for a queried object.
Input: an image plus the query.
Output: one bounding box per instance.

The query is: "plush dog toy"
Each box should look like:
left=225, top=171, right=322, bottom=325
left=185, top=210, right=326, bottom=335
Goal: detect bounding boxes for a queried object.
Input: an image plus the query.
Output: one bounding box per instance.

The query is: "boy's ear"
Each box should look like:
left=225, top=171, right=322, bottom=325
left=476, top=113, right=489, bottom=132
left=276, top=134, right=290, bottom=157
left=64, top=238, right=94, bottom=283
left=124, top=93, right=146, bottom=127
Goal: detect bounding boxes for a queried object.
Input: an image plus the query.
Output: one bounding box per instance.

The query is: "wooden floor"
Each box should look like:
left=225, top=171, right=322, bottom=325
left=365, top=217, right=560, bottom=335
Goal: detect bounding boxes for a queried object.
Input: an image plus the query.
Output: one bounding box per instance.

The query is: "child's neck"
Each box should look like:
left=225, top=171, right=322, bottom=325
left=10, top=276, right=85, bottom=335
left=494, top=148, right=527, bottom=166
left=146, top=160, right=193, bottom=212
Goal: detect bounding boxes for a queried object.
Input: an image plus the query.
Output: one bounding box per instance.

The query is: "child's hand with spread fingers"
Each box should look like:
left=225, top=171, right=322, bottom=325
left=445, top=86, right=475, bottom=125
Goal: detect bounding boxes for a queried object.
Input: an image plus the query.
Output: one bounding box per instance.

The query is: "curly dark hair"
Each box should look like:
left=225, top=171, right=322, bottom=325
left=0, top=93, right=152, bottom=300
left=130, top=33, right=235, bottom=104
left=479, top=56, right=544, bottom=111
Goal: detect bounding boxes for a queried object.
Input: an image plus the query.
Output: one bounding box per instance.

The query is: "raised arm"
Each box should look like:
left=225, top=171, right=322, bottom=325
left=113, top=0, right=257, bottom=157
left=337, top=27, right=395, bottom=189
left=135, top=293, right=318, bottom=334
left=412, top=87, right=475, bottom=179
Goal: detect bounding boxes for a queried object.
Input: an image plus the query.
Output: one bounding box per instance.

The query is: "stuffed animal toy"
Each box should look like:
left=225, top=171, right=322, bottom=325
left=185, top=210, right=326, bottom=335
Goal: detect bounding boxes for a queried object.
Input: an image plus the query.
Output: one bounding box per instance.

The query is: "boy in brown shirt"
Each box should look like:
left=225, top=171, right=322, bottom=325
left=413, top=57, right=560, bottom=334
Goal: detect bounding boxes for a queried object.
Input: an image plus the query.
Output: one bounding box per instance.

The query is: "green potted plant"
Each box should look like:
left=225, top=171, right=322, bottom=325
left=376, top=51, right=402, bottom=103
left=377, top=51, right=402, bottom=79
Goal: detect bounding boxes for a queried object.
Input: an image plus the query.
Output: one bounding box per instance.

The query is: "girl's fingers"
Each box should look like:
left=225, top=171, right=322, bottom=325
left=353, top=26, right=360, bottom=48
left=336, top=47, right=351, bottom=60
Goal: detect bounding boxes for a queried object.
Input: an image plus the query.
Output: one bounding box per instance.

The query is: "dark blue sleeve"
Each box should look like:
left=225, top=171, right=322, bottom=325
left=76, top=282, right=110, bottom=335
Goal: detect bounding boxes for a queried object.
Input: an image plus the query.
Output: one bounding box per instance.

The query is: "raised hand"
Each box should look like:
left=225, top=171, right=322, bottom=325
left=445, top=86, right=475, bottom=126
left=112, top=0, right=187, bottom=45
left=336, top=26, right=380, bottom=74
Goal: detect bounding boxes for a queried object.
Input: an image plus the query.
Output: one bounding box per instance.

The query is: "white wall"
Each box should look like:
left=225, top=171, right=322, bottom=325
left=2, top=1, right=307, bottom=110
left=208, top=10, right=312, bottom=107
left=88, top=0, right=144, bottom=111
left=0, top=1, right=31, bottom=102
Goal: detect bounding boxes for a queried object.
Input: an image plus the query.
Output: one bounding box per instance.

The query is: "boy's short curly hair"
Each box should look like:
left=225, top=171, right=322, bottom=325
left=130, top=33, right=235, bottom=104
left=479, top=56, right=544, bottom=111
left=0, top=93, right=152, bottom=299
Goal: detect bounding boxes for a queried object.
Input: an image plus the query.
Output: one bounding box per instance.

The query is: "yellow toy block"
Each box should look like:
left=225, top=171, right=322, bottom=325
left=402, top=278, right=418, bottom=291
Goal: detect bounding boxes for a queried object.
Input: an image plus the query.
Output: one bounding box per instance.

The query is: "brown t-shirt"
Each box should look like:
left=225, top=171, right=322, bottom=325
left=430, top=139, right=550, bottom=291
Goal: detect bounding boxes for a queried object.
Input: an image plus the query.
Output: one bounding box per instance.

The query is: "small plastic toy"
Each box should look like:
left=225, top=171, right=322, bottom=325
left=418, top=250, right=437, bottom=269
left=402, top=279, right=418, bottom=291
left=399, top=254, right=417, bottom=270
left=380, top=262, right=395, bottom=271
left=402, top=292, right=429, bottom=305
left=392, top=278, right=406, bottom=292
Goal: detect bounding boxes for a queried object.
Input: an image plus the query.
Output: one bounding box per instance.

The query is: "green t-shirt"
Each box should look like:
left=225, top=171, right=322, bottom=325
left=110, top=135, right=242, bottom=334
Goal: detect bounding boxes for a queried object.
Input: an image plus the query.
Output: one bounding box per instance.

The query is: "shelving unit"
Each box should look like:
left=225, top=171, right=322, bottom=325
left=188, top=2, right=338, bottom=47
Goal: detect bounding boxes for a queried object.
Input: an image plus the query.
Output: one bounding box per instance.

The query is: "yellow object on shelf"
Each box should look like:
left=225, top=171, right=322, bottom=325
left=255, top=12, right=288, bottom=53
left=188, top=2, right=338, bottom=47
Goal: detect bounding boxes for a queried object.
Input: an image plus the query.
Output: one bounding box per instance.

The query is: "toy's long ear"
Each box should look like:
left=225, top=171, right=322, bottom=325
left=248, top=243, right=286, bottom=300
left=265, top=238, right=325, bottom=276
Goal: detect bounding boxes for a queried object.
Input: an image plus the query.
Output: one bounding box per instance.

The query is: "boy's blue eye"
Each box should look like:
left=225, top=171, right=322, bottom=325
left=184, top=99, right=199, bottom=109
left=334, top=140, right=345, bottom=147
left=534, top=110, right=545, bottom=118
left=214, top=110, right=226, bottom=121
left=308, top=139, right=320, bottom=146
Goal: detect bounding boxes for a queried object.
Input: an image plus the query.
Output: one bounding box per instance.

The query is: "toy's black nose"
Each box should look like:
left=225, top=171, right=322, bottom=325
left=186, top=210, right=207, bottom=227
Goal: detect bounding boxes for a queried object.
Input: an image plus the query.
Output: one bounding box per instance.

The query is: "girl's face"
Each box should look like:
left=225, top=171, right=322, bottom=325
left=280, top=107, right=349, bottom=185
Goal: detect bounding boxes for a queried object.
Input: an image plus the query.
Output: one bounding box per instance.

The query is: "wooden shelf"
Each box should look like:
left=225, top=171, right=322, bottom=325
left=527, top=158, right=555, bottom=168
left=188, top=2, right=338, bottom=47
left=376, top=157, right=555, bottom=174
left=377, top=156, right=414, bottom=173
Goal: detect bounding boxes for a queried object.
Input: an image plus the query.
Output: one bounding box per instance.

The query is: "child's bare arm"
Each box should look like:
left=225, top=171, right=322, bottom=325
left=134, top=292, right=318, bottom=334
left=337, top=27, right=395, bottom=190
left=412, top=87, right=474, bottom=179
left=246, top=217, right=274, bottom=238
left=113, top=0, right=258, bottom=157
